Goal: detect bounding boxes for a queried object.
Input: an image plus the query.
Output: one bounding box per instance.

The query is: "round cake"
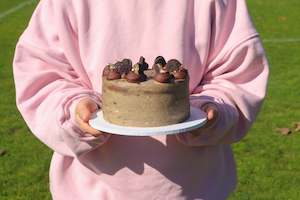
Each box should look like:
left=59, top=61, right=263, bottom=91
left=102, top=56, right=190, bottom=127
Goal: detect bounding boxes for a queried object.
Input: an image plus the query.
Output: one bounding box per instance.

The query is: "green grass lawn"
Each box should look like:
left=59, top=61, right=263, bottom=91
left=0, top=0, right=300, bottom=199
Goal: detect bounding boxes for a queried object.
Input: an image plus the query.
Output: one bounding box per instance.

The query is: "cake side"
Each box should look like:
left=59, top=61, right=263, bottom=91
left=102, top=77, right=190, bottom=127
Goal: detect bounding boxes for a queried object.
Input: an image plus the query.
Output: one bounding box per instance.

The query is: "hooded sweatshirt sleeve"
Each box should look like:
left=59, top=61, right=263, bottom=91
left=176, top=0, right=269, bottom=146
left=13, top=0, right=110, bottom=157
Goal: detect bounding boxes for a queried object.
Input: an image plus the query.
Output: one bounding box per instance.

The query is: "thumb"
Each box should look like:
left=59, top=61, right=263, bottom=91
left=202, top=103, right=218, bottom=122
left=206, top=108, right=215, bottom=121
left=79, top=107, right=93, bottom=122
left=78, top=99, right=99, bottom=122
left=86, top=100, right=99, bottom=113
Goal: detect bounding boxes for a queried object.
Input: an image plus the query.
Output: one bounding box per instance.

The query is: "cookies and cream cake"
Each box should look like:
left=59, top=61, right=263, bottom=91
left=102, top=56, right=190, bottom=127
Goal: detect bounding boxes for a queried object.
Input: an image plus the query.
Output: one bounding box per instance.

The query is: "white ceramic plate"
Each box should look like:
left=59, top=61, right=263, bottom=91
left=89, top=106, right=207, bottom=136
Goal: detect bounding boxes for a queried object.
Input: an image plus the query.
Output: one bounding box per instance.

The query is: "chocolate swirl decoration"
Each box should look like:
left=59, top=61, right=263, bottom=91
left=107, top=68, right=121, bottom=80
left=125, top=57, right=149, bottom=83
left=173, top=67, right=188, bottom=80
left=102, top=64, right=111, bottom=77
left=154, top=69, right=172, bottom=83
left=125, top=71, right=140, bottom=83
left=125, top=62, right=147, bottom=83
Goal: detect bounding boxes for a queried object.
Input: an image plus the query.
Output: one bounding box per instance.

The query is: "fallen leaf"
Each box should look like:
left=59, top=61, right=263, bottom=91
left=276, top=128, right=292, bottom=136
left=278, top=16, right=288, bottom=22
left=0, top=149, right=7, bottom=157
left=294, top=122, right=300, bottom=132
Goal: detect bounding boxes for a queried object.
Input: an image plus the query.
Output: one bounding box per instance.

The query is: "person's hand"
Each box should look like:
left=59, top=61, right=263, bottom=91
left=201, top=103, right=219, bottom=129
left=189, top=103, right=219, bottom=136
left=75, top=98, right=107, bottom=137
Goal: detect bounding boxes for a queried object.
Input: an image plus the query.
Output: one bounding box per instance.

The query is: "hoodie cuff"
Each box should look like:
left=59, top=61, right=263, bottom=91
left=61, top=94, right=111, bottom=157
left=175, top=95, right=236, bottom=146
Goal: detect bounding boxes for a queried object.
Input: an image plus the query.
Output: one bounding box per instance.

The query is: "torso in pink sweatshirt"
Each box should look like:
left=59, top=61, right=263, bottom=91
left=13, top=0, right=269, bottom=199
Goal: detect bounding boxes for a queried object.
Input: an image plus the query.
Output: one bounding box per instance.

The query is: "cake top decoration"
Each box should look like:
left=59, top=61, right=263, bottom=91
left=154, top=68, right=172, bottom=83
left=103, top=56, right=188, bottom=83
left=154, top=56, right=167, bottom=66
left=115, top=58, right=132, bottom=75
left=125, top=71, right=141, bottom=83
left=173, top=67, right=188, bottom=80
left=165, top=59, right=182, bottom=72
left=107, top=68, right=121, bottom=80
left=138, top=56, right=149, bottom=71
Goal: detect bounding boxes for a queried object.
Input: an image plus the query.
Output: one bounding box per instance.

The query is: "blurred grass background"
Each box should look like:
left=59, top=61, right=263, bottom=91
left=0, top=0, right=300, bottom=199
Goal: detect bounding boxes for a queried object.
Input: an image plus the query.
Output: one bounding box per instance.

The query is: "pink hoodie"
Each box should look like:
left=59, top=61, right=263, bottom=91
left=13, top=0, right=269, bottom=199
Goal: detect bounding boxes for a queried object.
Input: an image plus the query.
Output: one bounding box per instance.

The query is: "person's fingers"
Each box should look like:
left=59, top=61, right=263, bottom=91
left=200, top=104, right=219, bottom=129
left=203, top=104, right=218, bottom=122
left=76, top=98, right=99, bottom=122
left=206, top=108, right=215, bottom=121
left=74, top=98, right=103, bottom=136
left=207, top=108, right=218, bottom=122
left=75, top=113, right=104, bottom=136
left=85, top=100, right=99, bottom=112
left=187, top=104, right=219, bottom=137
left=79, top=105, right=94, bottom=122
